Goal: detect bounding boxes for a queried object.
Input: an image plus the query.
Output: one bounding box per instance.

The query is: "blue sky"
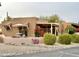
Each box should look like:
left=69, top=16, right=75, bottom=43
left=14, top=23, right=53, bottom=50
left=0, top=2, right=79, bottom=23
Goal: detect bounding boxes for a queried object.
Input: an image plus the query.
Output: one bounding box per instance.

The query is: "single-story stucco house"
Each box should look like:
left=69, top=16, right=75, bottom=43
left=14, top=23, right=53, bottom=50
left=0, top=13, right=71, bottom=37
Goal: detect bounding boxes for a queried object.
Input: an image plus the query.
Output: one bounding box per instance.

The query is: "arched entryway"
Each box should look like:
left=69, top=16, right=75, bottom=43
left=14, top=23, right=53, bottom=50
left=13, top=24, right=28, bottom=37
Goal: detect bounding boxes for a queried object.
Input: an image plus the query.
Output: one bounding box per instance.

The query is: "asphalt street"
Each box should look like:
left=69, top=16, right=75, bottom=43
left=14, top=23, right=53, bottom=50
left=11, top=46, right=79, bottom=57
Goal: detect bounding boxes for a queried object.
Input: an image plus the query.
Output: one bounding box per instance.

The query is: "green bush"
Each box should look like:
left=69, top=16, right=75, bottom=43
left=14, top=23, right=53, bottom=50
left=35, top=32, right=40, bottom=37
left=71, top=34, right=79, bottom=43
left=65, top=25, right=75, bottom=34
left=44, top=33, right=56, bottom=45
left=69, top=28, right=75, bottom=34
left=58, top=34, right=72, bottom=45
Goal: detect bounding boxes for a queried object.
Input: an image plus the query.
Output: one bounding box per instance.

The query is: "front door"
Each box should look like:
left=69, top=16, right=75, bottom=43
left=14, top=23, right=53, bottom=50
left=18, top=26, right=27, bottom=37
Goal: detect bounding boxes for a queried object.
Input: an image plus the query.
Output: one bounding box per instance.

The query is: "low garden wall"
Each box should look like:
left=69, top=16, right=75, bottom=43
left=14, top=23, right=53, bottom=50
left=2, top=32, right=79, bottom=46
left=3, top=37, right=44, bottom=45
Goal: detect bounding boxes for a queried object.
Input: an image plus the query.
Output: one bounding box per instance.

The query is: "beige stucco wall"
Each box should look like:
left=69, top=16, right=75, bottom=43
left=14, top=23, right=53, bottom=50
left=1, top=17, right=38, bottom=37
left=2, top=26, right=18, bottom=36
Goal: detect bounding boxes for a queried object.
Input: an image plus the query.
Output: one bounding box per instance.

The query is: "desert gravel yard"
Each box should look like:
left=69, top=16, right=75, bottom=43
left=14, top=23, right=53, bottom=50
left=0, top=43, right=79, bottom=57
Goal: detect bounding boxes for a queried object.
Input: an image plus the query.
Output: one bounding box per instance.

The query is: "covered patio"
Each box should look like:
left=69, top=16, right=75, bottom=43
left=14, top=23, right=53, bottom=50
left=35, top=22, right=60, bottom=37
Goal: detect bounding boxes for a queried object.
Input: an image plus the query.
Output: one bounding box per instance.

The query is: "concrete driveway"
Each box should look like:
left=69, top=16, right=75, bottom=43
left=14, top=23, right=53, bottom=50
left=14, top=46, right=79, bottom=57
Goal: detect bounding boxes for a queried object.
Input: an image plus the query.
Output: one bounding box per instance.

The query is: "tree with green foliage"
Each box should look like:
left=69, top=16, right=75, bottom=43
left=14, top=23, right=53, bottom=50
left=48, top=15, right=60, bottom=23
left=40, top=14, right=60, bottom=23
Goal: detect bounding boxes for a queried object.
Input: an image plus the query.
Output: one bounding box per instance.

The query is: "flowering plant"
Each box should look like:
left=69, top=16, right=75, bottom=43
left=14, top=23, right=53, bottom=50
left=32, top=39, right=39, bottom=44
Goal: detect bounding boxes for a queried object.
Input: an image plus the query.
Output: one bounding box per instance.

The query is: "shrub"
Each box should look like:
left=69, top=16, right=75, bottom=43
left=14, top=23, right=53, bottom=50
left=0, top=37, right=4, bottom=43
left=65, top=25, right=75, bottom=34
left=44, top=33, right=56, bottom=45
left=35, top=32, right=40, bottom=37
left=71, top=34, right=79, bottom=43
left=58, top=34, right=72, bottom=45
left=69, top=28, right=75, bottom=34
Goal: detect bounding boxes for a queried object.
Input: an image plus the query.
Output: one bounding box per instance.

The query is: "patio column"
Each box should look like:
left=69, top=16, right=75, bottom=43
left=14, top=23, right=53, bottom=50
left=55, top=27, right=57, bottom=36
left=51, top=23, right=52, bottom=34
